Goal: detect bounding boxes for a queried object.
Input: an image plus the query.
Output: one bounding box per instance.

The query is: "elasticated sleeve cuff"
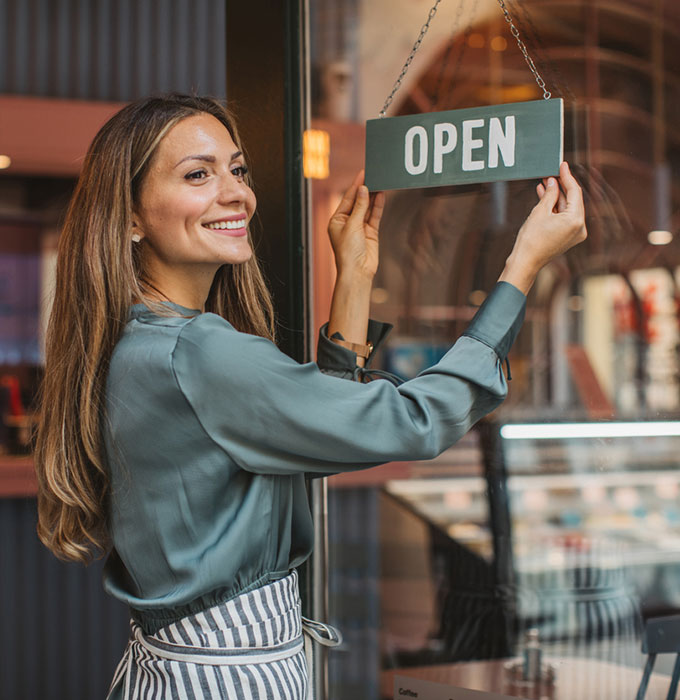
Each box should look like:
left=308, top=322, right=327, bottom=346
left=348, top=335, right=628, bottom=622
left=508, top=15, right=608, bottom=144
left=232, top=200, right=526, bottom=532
left=461, top=281, right=526, bottom=361
left=316, top=319, right=393, bottom=378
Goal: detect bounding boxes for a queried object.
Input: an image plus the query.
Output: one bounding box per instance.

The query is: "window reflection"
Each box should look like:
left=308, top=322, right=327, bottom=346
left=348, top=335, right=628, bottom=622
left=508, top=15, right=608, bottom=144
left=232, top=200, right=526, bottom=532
left=312, top=0, right=680, bottom=697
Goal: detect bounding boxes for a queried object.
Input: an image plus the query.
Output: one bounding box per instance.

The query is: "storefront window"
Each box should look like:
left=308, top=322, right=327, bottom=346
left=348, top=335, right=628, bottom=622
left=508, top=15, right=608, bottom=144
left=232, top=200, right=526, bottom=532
left=310, top=1, right=680, bottom=697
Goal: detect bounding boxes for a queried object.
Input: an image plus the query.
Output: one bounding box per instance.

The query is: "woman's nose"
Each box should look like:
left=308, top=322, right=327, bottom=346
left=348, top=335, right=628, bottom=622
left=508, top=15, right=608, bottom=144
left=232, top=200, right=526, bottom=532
left=218, top=174, right=250, bottom=204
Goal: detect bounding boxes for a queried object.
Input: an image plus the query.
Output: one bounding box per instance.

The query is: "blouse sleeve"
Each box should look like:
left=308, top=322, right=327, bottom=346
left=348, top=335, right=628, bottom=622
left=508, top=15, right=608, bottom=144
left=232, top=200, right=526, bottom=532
left=171, top=282, right=526, bottom=476
left=315, top=319, right=393, bottom=380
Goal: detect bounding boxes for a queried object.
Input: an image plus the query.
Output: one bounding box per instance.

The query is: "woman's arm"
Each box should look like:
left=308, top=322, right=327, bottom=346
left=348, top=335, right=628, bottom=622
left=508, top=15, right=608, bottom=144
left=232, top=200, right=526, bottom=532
left=326, top=171, right=385, bottom=367
left=173, top=291, right=523, bottom=476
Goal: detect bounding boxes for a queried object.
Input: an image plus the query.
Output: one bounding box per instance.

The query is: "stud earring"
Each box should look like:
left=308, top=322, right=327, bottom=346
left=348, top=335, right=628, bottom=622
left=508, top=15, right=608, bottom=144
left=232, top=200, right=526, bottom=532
left=131, top=233, right=142, bottom=243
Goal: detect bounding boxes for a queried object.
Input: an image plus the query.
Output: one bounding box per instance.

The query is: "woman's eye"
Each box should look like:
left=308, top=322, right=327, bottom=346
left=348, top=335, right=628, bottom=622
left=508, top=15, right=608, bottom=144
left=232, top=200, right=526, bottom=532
left=231, top=165, right=249, bottom=179
left=185, top=169, right=208, bottom=181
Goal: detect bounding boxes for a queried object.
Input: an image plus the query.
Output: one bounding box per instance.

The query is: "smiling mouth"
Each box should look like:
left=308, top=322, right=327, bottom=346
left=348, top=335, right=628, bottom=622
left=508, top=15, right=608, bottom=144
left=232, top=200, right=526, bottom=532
left=203, top=218, right=247, bottom=231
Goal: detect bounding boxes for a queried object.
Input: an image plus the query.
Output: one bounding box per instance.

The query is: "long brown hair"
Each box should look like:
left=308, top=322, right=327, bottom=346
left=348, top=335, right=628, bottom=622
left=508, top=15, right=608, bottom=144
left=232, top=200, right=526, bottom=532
left=34, top=94, right=275, bottom=563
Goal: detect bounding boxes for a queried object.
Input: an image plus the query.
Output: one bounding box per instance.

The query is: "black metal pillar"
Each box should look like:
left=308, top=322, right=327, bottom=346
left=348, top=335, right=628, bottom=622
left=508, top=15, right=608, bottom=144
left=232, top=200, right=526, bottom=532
left=226, top=3, right=328, bottom=696
left=226, top=0, right=310, bottom=362
left=478, top=420, right=517, bottom=656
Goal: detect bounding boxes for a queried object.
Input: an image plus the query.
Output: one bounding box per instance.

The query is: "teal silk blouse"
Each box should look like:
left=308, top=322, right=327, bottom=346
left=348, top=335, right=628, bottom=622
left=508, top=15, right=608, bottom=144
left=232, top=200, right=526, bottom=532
left=102, top=281, right=526, bottom=633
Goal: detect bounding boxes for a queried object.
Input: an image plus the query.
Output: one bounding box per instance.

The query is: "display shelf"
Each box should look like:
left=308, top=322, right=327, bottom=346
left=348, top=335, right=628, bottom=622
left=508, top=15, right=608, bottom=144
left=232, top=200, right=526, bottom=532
left=384, top=428, right=680, bottom=584
left=387, top=468, right=680, bottom=494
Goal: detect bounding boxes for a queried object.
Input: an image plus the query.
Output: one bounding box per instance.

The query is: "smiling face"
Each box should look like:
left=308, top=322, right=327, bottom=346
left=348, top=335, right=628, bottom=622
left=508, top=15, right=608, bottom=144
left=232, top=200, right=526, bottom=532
left=133, top=112, right=256, bottom=307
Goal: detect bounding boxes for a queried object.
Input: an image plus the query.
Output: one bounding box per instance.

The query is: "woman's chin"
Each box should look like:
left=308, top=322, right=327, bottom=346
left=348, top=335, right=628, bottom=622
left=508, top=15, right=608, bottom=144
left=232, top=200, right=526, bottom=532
left=219, top=248, right=253, bottom=266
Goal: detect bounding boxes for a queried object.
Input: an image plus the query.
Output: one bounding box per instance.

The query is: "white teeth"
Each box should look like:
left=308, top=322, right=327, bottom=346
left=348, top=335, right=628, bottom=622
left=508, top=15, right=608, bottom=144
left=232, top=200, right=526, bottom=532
left=204, top=219, right=246, bottom=230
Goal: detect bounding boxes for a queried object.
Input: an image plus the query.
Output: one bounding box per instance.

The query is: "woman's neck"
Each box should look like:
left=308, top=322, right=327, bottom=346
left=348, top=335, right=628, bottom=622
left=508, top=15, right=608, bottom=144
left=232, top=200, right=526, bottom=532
left=140, top=261, right=220, bottom=312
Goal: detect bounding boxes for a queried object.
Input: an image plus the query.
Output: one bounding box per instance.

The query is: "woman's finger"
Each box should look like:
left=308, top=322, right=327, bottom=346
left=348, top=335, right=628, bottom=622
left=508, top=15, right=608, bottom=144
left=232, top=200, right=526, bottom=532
left=367, top=191, right=385, bottom=230
left=536, top=182, right=546, bottom=199
left=347, top=184, right=371, bottom=227
left=559, top=161, right=584, bottom=213
left=539, top=177, right=560, bottom=212
left=556, top=184, right=568, bottom=213
left=541, top=176, right=567, bottom=213
left=331, top=170, right=363, bottom=219
left=548, top=173, right=568, bottom=213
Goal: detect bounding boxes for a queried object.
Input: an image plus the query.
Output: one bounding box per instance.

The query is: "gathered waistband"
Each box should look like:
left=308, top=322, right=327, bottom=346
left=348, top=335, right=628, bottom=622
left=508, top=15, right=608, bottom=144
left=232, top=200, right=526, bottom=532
left=131, top=571, right=293, bottom=635
left=150, top=570, right=302, bottom=650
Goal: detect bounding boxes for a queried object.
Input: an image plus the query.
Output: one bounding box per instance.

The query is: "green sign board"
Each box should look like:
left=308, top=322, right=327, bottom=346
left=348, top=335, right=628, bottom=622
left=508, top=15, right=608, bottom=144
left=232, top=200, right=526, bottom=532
left=365, top=98, right=563, bottom=191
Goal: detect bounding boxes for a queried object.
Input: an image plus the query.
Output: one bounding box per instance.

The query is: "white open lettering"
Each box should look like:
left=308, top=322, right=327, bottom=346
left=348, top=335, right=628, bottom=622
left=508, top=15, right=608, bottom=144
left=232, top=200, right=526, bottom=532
left=462, top=119, right=485, bottom=171
left=404, top=126, right=428, bottom=175
left=488, top=115, right=516, bottom=168
left=433, top=123, right=457, bottom=174
left=402, top=116, right=518, bottom=177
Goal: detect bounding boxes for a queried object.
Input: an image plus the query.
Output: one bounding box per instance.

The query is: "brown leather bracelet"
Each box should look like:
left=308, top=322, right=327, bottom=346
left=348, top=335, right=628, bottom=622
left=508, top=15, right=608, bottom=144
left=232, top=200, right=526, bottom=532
left=330, top=338, right=374, bottom=359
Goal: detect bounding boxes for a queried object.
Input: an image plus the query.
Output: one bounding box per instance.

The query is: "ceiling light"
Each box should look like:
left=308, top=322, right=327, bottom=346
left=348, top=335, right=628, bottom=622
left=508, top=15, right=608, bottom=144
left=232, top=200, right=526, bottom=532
left=650, top=163, right=672, bottom=245
left=468, top=33, right=485, bottom=49
left=648, top=229, right=673, bottom=245
left=500, top=421, right=680, bottom=440
left=491, top=36, right=507, bottom=52
left=469, top=290, right=487, bottom=306
left=371, top=287, right=389, bottom=304
left=303, top=130, right=330, bottom=179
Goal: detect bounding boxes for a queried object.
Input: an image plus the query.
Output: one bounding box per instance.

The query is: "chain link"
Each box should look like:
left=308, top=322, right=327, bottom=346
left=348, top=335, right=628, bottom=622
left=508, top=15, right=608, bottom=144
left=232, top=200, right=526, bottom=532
left=379, top=0, right=443, bottom=117
left=496, top=0, right=551, bottom=99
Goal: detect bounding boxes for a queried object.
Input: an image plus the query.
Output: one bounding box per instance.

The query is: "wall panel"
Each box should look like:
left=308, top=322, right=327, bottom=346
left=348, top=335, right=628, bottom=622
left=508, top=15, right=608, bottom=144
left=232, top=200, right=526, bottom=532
left=0, top=498, right=129, bottom=699
left=0, top=0, right=226, bottom=101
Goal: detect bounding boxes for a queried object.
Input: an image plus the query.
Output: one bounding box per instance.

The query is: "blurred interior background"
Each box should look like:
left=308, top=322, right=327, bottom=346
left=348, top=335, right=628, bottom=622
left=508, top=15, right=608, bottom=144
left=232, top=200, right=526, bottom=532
left=1, top=0, right=680, bottom=698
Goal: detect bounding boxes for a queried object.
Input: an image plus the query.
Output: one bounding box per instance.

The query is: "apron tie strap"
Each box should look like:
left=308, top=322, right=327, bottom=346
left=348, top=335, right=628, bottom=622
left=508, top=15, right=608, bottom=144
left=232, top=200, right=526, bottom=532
left=302, top=616, right=343, bottom=700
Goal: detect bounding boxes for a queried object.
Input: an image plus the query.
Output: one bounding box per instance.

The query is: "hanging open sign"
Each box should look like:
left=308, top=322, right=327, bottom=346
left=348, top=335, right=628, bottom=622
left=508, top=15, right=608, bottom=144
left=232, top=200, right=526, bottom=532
left=365, top=98, right=563, bottom=191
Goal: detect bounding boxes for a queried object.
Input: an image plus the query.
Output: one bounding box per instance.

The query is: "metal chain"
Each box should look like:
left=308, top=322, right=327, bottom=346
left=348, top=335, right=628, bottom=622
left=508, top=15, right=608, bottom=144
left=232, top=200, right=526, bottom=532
left=507, top=0, right=575, bottom=101
left=379, top=0, right=443, bottom=117
left=496, top=0, right=551, bottom=99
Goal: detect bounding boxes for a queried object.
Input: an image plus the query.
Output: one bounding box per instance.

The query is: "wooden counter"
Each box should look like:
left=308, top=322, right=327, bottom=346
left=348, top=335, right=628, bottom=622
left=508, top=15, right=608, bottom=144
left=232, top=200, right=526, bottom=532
left=382, top=657, right=670, bottom=699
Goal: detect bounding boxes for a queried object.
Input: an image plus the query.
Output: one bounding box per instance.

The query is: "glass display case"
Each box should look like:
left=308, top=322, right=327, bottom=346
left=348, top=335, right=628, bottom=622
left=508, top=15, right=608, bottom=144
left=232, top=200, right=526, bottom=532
left=386, top=423, right=680, bottom=660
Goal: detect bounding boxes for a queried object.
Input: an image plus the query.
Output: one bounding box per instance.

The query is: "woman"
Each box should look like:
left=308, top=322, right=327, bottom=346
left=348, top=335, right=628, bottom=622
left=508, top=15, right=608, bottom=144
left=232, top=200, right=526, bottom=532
left=34, top=94, right=586, bottom=699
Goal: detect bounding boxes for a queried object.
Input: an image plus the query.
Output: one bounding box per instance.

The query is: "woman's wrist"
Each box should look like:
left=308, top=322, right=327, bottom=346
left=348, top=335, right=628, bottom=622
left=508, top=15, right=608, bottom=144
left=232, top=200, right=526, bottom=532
left=334, top=266, right=375, bottom=288
left=328, top=272, right=373, bottom=367
left=497, top=253, right=539, bottom=295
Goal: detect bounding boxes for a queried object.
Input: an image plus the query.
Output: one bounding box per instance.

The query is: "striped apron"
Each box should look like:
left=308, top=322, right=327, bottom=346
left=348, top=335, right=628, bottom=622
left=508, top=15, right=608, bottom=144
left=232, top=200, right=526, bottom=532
left=107, top=571, right=341, bottom=700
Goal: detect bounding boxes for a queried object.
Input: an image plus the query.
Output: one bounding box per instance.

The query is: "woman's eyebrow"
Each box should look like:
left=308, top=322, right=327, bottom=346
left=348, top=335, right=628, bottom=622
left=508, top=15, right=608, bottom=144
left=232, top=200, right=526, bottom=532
left=173, top=151, right=243, bottom=169
left=174, top=154, right=216, bottom=168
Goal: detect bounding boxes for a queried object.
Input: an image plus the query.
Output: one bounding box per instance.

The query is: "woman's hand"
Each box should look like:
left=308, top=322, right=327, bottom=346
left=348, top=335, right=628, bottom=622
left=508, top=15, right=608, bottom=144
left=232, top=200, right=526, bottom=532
left=326, top=171, right=385, bottom=367
left=499, top=161, right=587, bottom=294
left=328, top=170, right=385, bottom=281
